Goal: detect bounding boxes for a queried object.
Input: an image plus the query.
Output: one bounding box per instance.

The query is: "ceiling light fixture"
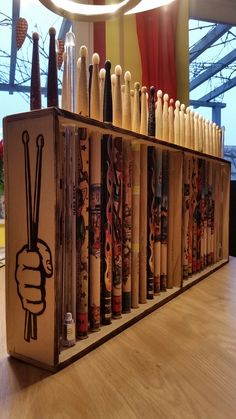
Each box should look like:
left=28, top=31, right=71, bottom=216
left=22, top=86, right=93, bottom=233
left=39, top=0, right=176, bottom=22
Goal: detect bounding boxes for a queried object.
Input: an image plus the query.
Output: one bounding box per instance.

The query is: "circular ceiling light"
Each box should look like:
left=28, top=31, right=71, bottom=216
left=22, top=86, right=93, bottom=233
left=39, top=0, right=175, bottom=22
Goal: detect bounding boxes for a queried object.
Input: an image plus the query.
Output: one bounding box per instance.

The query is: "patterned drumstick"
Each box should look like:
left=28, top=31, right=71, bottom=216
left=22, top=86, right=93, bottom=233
left=147, top=146, right=155, bottom=298
left=111, top=64, right=123, bottom=317
left=131, top=82, right=140, bottom=308
left=161, top=150, right=168, bottom=290
left=155, top=90, right=163, bottom=140
left=148, top=86, right=155, bottom=137
left=101, top=60, right=113, bottom=324
left=89, top=53, right=101, bottom=332
left=139, top=86, right=148, bottom=304
left=122, top=71, right=132, bottom=313
left=76, top=46, right=89, bottom=339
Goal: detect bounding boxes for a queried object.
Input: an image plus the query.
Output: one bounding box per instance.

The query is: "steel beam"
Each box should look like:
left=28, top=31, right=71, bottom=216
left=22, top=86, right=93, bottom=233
left=190, top=24, right=232, bottom=63
left=190, top=48, right=236, bottom=91
left=190, top=99, right=226, bottom=109
left=58, top=18, right=72, bottom=40
left=198, top=76, right=236, bottom=102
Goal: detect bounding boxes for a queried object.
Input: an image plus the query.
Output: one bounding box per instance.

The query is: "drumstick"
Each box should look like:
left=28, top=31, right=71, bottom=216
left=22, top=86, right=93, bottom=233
left=47, top=27, right=58, bottom=107
left=88, top=63, right=93, bottom=117
left=111, top=73, right=116, bottom=118
left=111, top=65, right=123, bottom=317
left=194, top=112, right=199, bottom=151
left=212, top=123, right=216, bottom=157
left=122, top=71, right=132, bottom=313
left=65, top=31, right=75, bottom=112
left=101, top=60, right=113, bottom=324
left=190, top=110, right=195, bottom=150
left=76, top=45, right=89, bottom=339
left=205, top=120, right=210, bottom=155
left=148, top=86, right=155, bottom=137
left=139, top=86, right=148, bottom=303
left=155, top=90, right=163, bottom=140
left=99, top=68, right=106, bottom=122
left=185, top=107, right=191, bottom=149
left=76, top=45, right=88, bottom=115
left=147, top=146, right=155, bottom=298
left=198, top=115, right=203, bottom=153
left=162, top=93, right=169, bottom=141
left=179, top=104, right=185, bottom=147
left=89, top=52, right=101, bottom=332
left=174, top=100, right=180, bottom=145
left=130, top=89, right=134, bottom=125
left=131, top=82, right=140, bottom=308
left=33, top=134, right=44, bottom=245
left=168, top=98, right=174, bottom=143
left=61, top=52, right=67, bottom=110
left=161, top=150, right=168, bottom=291
left=201, top=116, right=206, bottom=153
left=30, top=32, right=41, bottom=110
left=113, top=65, right=122, bottom=127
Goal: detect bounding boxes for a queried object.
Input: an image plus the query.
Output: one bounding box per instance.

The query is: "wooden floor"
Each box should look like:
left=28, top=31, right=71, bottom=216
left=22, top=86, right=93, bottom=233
left=1, top=259, right=236, bottom=419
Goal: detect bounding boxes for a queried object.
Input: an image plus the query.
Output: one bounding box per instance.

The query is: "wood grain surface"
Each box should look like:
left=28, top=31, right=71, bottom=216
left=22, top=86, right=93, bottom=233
left=1, top=258, right=236, bottom=418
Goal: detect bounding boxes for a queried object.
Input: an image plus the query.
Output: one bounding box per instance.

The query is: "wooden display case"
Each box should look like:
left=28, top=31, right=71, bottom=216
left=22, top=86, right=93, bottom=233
left=3, top=108, right=230, bottom=371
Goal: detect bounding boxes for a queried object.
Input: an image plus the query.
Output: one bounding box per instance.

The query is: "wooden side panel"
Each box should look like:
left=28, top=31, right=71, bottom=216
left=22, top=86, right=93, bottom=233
left=168, top=151, right=183, bottom=288
left=222, top=162, right=230, bottom=260
left=4, top=111, right=57, bottom=367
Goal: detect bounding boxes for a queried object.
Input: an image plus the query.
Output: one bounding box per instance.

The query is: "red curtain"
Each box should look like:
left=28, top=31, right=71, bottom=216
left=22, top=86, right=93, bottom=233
left=136, top=1, right=179, bottom=101
left=93, top=0, right=106, bottom=66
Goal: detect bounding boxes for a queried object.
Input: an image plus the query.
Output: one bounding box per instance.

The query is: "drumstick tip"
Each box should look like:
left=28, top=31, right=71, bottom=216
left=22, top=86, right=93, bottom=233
left=180, top=103, right=185, bottom=111
left=141, top=86, right=147, bottom=94
left=99, top=68, right=106, bottom=80
left=124, top=71, right=131, bottom=82
left=49, top=27, right=56, bottom=36
left=22, top=130, right=30, bottom=145
left=92, top=52, right=100, bottom=65
left=104, top=60, right=111, bottom=71
left=32, top=32, right=39, bottom=41
left=175, top=100, right=180, bottom=108
left=163, top=93, right=169, bottom=102
left=134, top=82, right=140, bottom=90
left=169, top=98, right=174, bottom=106
left=80, top=45, right=88, bottom=58
left=157, top=89, right=163, bottom=98
left=115, top=64, right=122, bottom=76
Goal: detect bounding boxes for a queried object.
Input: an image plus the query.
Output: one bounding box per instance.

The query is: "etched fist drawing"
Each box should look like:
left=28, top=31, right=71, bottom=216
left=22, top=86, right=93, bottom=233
left=15, top=130, right=53, bottom=342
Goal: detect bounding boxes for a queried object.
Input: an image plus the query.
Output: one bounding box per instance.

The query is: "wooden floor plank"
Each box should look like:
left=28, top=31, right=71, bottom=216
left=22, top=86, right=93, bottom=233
left=1, top=259, right=236, bottom=419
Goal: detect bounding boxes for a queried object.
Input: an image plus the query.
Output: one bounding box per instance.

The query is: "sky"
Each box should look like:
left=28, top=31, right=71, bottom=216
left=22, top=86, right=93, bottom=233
left=0, top=2, right=236, bottom=146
